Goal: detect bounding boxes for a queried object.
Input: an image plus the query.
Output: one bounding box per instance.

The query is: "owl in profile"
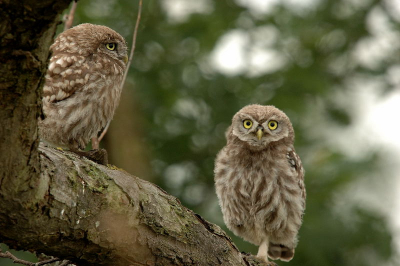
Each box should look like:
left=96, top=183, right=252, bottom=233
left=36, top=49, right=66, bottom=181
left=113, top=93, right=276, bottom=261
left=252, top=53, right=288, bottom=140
left=39, top=23, right=128, bottom=151
left=214, top=104, right=306, bottom=264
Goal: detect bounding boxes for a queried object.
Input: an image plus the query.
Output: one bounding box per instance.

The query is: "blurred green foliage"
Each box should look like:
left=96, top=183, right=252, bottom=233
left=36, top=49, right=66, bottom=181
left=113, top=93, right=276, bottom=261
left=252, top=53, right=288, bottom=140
left=2, top=0, right=398, bottom=265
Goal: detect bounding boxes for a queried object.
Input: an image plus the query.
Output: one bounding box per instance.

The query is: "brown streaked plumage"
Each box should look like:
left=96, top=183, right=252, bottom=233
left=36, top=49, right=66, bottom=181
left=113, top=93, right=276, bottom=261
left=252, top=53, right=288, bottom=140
left=39, top=23, right=128, bottom=150
left=214, top=104, right=305, bottom=264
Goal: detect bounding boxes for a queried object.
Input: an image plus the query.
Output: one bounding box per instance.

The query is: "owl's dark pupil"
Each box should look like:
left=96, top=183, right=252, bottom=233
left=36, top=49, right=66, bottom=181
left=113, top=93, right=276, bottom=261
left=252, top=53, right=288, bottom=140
left=246, top=122, right=251, bottom=126
left=270, top=122, right=275, bottom=127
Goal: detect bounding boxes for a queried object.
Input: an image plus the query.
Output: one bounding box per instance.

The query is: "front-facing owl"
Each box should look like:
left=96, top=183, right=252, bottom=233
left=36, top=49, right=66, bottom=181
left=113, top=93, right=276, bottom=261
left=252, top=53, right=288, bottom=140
left=39, top=23, right=128, bottom=150
left=214, top=104, right=305, bottom=264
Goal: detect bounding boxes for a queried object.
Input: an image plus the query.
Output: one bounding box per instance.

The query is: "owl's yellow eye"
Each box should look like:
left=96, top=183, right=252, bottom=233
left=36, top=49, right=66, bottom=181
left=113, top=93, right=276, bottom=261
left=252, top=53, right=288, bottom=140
left=243, top=119, right=253, bottom=129
left=268, top=120, right=278, bottom=130
left=106, top=43, right=116, bottom=51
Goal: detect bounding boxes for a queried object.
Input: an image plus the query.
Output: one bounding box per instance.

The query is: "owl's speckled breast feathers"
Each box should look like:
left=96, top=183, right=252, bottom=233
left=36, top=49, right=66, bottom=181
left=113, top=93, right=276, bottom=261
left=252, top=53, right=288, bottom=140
left=214, top=104, right=305, bottom=264
left=39, top=23, right=128, bottom=150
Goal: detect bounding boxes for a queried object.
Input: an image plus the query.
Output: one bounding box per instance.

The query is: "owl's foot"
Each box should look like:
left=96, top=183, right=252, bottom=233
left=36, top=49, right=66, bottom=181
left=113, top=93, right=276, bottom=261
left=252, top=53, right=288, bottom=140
left=73, top=149, right=109, bottom=165
left=268, top=243, right=294, bottom=262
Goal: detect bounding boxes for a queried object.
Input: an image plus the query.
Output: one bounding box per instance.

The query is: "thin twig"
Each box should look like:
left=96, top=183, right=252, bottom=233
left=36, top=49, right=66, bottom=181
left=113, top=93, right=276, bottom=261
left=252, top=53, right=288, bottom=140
left=96, top=0, right=143, bottom=146
left=36, top=257, right=63, bottom=265
left=96, top=121, right=110, bottom=145
left=122, top=0, right=143, bottom=88
left=64, top=1, right=78, bottom=31
left=0, top=251, right=32, bottom=266
left=0, top=250, right=65, bottom=266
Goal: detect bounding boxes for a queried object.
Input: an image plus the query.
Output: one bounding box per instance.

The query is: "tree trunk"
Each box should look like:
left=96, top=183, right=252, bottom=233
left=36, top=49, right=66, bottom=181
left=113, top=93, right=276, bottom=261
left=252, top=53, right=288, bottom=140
left=0, top=0, right=71, bottom=219
left=0, top=1, right=268, bottom=265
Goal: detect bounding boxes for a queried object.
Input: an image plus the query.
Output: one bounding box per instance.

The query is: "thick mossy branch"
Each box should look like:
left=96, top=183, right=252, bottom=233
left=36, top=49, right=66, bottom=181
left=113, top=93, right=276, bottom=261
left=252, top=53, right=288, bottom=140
left=0, top=144, right=268, bottom=266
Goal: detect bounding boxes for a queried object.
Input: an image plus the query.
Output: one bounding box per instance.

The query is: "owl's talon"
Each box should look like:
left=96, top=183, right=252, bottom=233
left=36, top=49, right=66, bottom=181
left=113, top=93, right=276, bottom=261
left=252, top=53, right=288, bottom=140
left=56, top=147, right=64, bottom=151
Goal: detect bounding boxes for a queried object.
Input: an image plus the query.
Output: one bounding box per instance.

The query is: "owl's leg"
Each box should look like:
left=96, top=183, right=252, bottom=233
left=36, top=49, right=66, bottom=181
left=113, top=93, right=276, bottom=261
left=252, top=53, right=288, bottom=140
left=256, top=239, right=270, bottom=263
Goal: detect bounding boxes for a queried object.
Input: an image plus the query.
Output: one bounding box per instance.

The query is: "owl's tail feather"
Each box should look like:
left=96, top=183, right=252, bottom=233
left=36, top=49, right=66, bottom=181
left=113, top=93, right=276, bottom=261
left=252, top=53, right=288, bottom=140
left=268, top=243, right=294, bottom=262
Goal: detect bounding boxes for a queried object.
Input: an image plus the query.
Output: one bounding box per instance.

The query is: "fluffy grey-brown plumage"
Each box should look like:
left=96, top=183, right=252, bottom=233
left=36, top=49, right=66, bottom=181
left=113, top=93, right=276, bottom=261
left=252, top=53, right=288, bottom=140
left=39, top=23, right=128, bottom=150
left=214, top=104, right=306, bottom=264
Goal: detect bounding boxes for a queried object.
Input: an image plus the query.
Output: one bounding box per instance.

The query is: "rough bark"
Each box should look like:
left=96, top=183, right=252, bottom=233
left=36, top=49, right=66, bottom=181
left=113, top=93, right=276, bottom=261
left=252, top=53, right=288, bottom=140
left=1, top=144, right=266, bottom=266
left=0, top=0, right=72, bottom=219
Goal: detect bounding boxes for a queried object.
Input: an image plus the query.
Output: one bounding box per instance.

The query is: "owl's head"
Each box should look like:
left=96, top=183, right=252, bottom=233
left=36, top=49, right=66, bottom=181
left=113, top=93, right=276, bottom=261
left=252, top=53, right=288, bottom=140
left=52, top=23, right=128, bottom=65
left=230, top=104, right=294, bottom=150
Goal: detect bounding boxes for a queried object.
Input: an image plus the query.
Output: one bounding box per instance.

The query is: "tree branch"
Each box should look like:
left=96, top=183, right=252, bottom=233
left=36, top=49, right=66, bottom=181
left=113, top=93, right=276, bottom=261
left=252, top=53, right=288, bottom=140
left=0, top=250, right=68, bottom=266
left=0, top=143, right=267, bottom=266
left=63, top=0, right=78, bottom=31
left=122, top=0, right=143, bottom=88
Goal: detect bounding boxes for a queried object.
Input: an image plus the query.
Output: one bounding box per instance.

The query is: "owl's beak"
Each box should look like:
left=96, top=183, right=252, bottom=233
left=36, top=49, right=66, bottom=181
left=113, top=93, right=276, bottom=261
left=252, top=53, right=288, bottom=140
left=256, top=128, right=264, bottom=140
left=123, top=55, right=128, bottom=64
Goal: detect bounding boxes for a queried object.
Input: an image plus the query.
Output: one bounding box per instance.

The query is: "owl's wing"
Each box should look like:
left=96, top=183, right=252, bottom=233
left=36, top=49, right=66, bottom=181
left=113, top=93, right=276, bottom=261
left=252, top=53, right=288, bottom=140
left=43, top=54, right=88, bottom=103
left=287, top=149, right=306, bottom=205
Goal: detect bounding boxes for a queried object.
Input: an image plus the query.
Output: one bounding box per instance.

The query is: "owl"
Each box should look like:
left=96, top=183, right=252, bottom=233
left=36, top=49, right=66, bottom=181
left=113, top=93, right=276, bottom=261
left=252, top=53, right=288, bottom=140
left=214, top=104, right=306, bottom=264
left=39, top=23, right=128, bottom=151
